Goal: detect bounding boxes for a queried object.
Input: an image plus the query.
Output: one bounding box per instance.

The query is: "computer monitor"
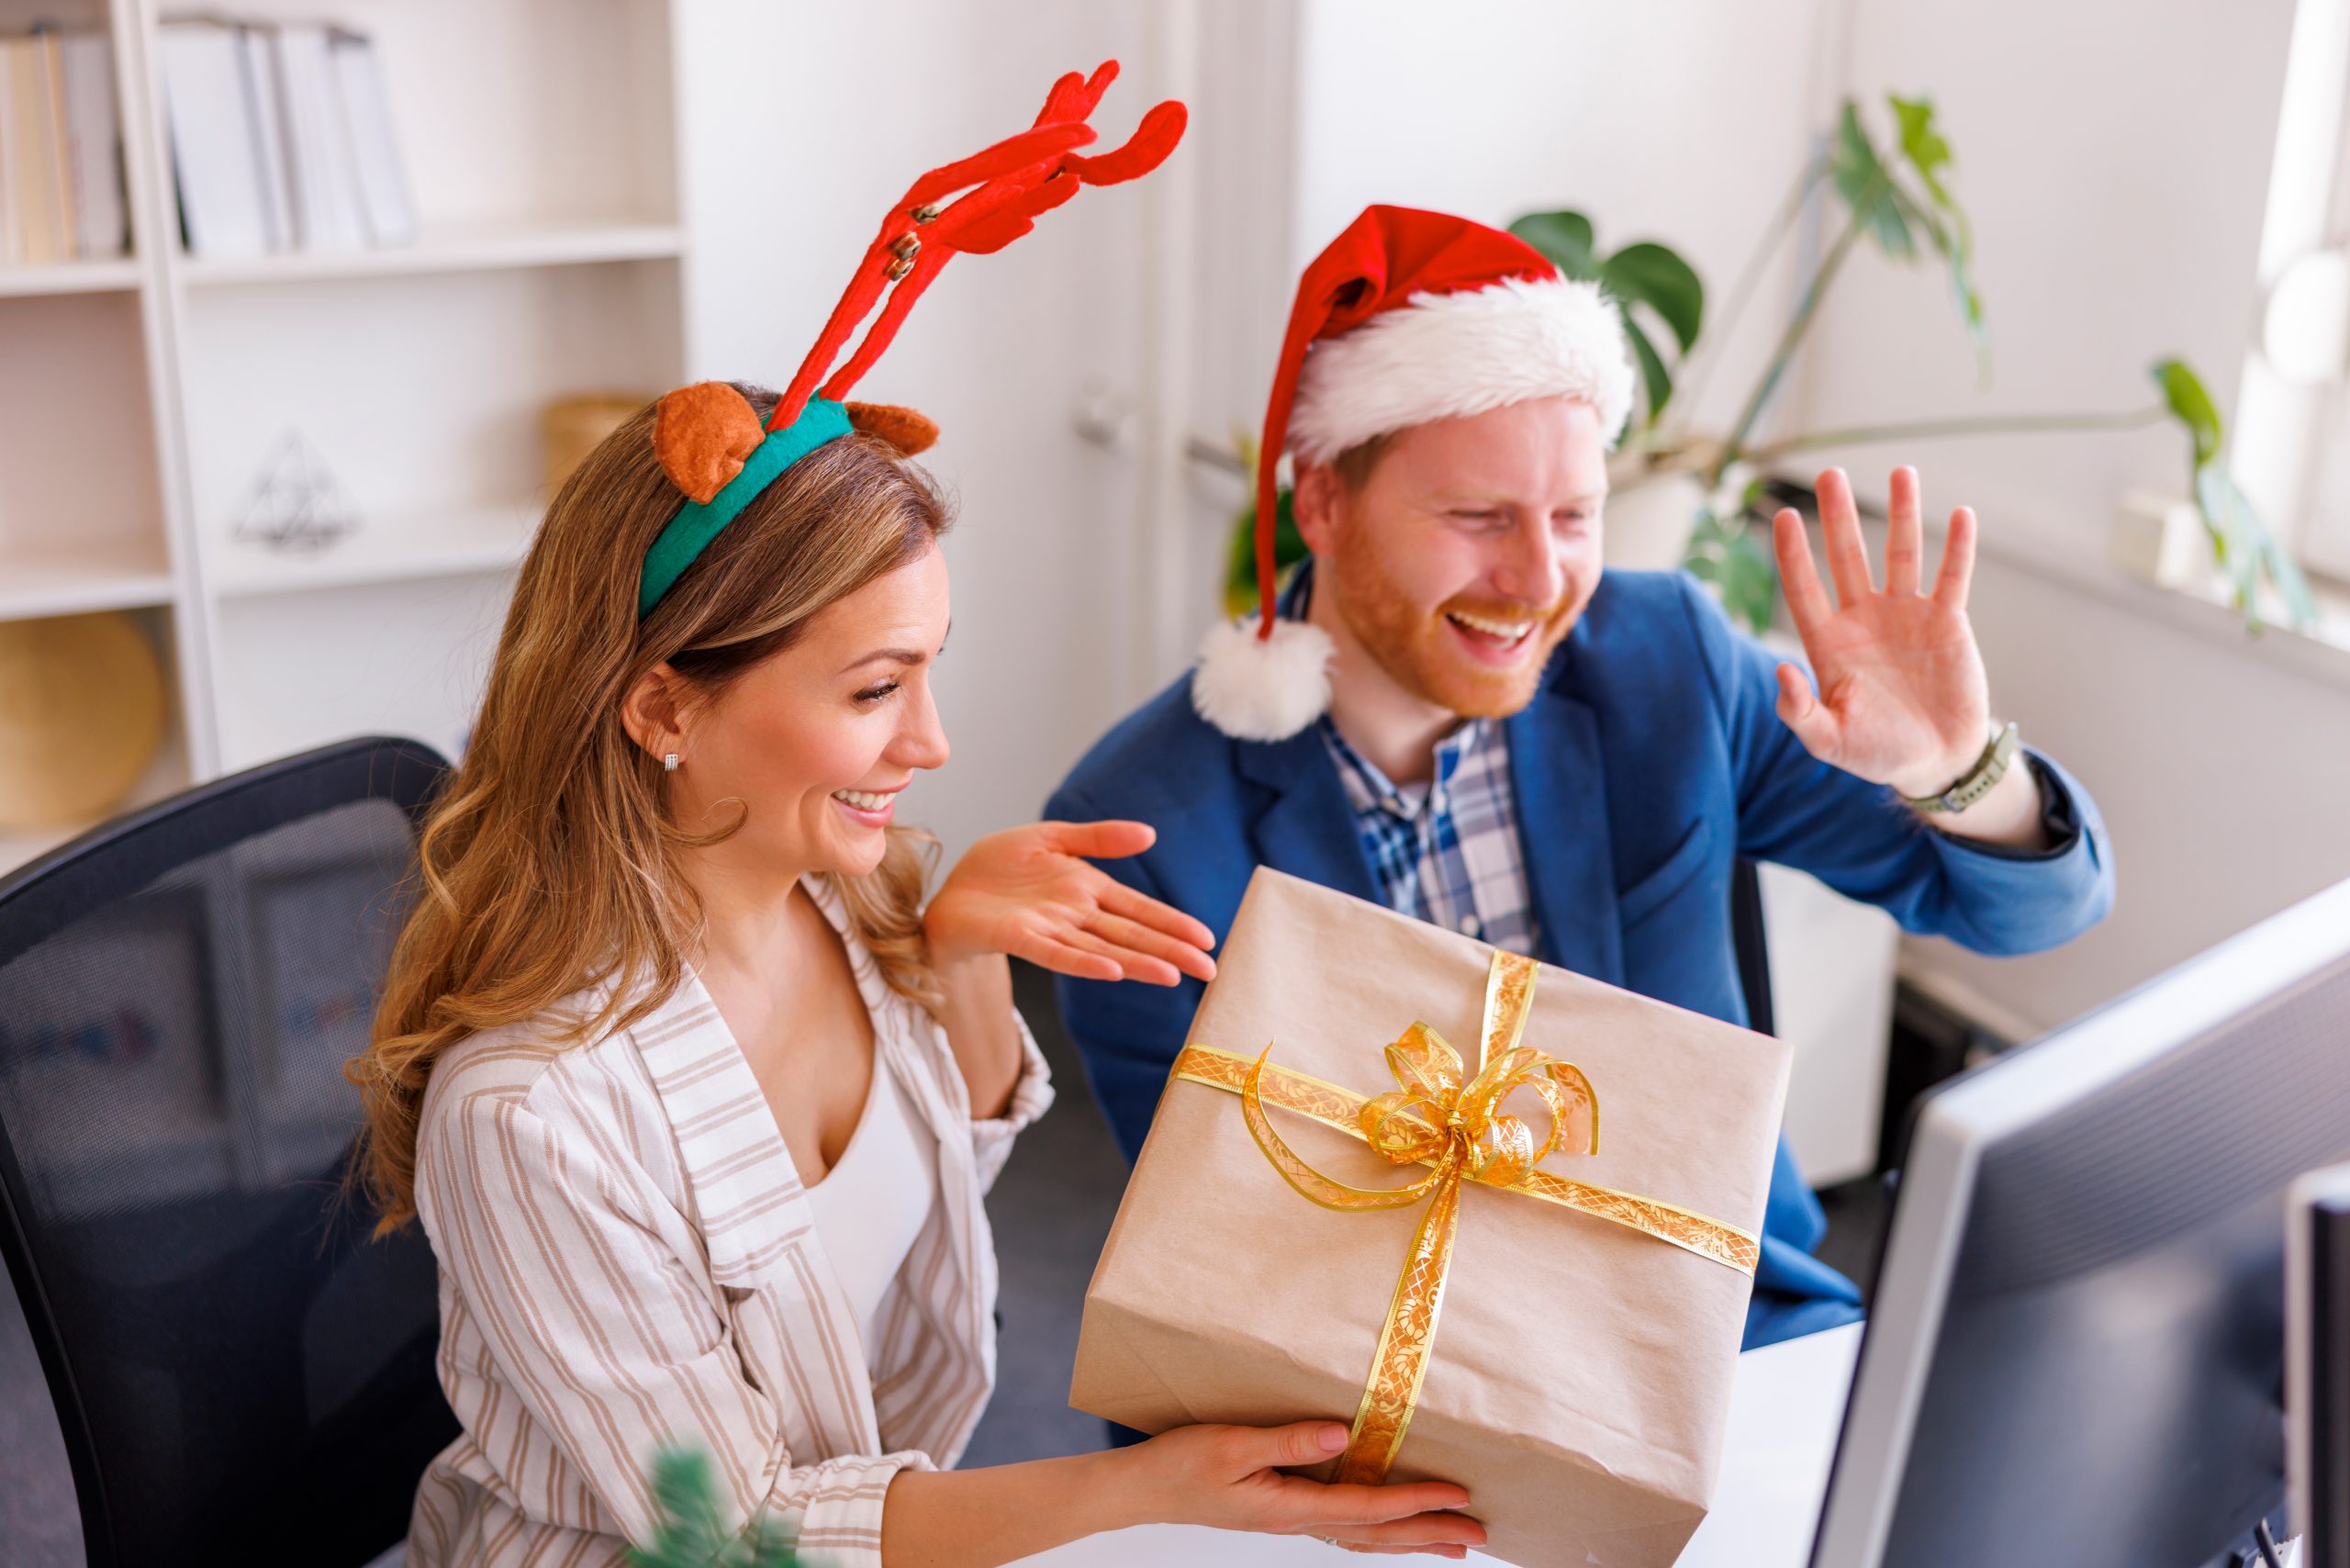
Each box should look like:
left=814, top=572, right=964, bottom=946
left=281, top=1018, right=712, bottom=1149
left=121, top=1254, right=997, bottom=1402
left=1812, top=875, right=2350, bottom=1568
left=2290, top=1161, right=2350, bottom=1568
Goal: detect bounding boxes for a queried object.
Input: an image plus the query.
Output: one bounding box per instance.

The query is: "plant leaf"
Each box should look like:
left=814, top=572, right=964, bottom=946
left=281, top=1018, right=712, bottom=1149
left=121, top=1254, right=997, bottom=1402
left=1684, top=509, right=1780, bottom=633
left=2153, top=357, right=2223, bottom=467
left=2194, top=460, right=2321, bottom=632
left=1599, top=241, right=1705, bottom=353
left=1830, top=100, right=1915, bottom=260
left=1507, top=210, right=1597, bottom=281
left=1622, top=314, right=1674, bottom=425
left=1887, top=94, right=1988, bottom=370
left=1225, top=483, right=1305, bottom=618
left=1888, top=95, right=1955, bottom=207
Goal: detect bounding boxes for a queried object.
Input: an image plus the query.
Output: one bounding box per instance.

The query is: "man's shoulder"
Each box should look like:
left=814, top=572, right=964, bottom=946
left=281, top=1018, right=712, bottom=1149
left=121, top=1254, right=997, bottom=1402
left=1574, top=568, right=1714, bottom=657
left=1051, top=666, right=1238, bottom=817
left=1548, top=568, right=1736, bottom=706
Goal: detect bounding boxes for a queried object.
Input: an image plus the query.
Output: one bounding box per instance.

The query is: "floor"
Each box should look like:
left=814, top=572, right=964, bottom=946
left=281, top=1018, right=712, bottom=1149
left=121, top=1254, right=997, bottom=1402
left=0, top=964, right=1890, bottom=1558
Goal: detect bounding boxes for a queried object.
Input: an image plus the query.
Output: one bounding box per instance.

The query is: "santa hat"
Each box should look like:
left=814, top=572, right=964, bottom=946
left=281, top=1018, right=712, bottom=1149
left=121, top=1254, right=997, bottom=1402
left=1191, top=205, right=1635, bottom=742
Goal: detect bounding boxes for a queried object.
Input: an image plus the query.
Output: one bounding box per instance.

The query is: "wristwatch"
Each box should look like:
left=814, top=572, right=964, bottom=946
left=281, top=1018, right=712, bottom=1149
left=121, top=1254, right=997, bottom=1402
left=1904, top=722, right=2021, bottom=814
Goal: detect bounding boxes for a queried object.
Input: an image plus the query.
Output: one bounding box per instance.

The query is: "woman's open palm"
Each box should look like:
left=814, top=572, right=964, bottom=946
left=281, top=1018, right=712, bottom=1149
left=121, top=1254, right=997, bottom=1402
left=925, top=820, right=1217, bottom=986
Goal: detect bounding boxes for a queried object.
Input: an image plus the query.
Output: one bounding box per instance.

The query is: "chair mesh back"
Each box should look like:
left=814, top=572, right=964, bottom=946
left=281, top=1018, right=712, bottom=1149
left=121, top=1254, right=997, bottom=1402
left=0, top=756, right=457, bottom=1567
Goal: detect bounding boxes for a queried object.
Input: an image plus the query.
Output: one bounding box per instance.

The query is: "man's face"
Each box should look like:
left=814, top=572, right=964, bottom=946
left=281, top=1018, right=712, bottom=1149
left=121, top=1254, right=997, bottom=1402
left=1298, top=396, right=1609, bottom=720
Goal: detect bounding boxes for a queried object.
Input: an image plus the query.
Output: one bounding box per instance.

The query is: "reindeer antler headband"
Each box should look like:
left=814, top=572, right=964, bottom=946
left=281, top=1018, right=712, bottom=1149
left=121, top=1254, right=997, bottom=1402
left=638, top=61, right=1186, bottom=618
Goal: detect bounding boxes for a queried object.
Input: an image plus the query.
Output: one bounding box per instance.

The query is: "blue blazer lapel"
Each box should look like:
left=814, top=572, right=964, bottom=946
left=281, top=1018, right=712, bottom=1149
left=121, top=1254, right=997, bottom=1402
left=1235, top=728, right=1382, bottom=904
left=1506, top=675, right=1627, bottom=987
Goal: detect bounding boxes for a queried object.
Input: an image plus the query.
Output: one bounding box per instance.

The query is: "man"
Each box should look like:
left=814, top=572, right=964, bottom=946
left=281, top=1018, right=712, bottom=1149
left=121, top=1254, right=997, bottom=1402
left=1046, top=206, right=2112, bottom=1347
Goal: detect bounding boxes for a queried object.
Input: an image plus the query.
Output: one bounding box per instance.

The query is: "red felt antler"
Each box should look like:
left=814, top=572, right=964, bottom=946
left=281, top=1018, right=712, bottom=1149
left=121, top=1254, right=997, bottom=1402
left=770, top=61, right=1187, bottom=432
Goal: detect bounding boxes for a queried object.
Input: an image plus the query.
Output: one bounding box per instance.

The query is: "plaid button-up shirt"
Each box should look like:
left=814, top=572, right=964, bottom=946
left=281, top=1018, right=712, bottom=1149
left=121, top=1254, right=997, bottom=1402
left=1319, top=714, right=1539, bottom=956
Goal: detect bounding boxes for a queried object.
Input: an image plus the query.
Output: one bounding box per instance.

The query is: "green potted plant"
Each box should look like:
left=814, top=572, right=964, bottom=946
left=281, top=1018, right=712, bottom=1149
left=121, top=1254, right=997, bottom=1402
left=1226, top=94, right=2315, bottom=638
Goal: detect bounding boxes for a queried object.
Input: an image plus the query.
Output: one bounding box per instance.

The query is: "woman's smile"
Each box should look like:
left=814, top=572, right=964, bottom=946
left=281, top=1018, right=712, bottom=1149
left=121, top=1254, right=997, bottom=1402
left=831, top=784, right=904, bottom=826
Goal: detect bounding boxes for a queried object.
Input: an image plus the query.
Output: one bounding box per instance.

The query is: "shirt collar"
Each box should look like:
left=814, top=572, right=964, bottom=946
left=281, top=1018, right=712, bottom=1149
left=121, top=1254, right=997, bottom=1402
left=1321, top=715, right=1487, bottom=823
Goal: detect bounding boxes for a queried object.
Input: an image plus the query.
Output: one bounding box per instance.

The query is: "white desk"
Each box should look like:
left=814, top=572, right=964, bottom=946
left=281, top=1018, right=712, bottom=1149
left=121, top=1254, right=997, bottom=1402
left=1013, top=1323, right=1863, bottom=1567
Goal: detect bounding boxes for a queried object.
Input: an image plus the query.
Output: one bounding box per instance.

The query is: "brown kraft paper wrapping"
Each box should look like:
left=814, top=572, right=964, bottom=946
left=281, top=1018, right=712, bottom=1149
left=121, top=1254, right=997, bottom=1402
left=1069, top=868, right=1792, bottom=1568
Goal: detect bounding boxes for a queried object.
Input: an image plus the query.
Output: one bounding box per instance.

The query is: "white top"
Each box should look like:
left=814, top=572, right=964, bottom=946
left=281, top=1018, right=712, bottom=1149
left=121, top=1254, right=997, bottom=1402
left=408, top=872, right=1052, bottom=1568
left=805, top=1051, right=939, bottom=1362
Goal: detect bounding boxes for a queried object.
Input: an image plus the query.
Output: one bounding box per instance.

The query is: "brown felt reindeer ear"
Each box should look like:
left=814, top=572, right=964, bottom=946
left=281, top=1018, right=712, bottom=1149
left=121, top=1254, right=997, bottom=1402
left=654, top=382, right=766, bottom=504
left=845, top=401, right=939, bottom=456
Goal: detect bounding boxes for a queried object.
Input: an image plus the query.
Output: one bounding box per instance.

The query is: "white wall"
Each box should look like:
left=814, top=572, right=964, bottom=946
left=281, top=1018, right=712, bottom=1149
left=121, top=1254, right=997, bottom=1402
left=1288, top=0, right=1841, bottom=442
left=674, top=1, right=1156, bottom=856
left=1785, top=0, right=2350, bottom=1035
left=1905, top=544, right=2350, bottom=1036
left=1788, top=0, right=2298, bottom=555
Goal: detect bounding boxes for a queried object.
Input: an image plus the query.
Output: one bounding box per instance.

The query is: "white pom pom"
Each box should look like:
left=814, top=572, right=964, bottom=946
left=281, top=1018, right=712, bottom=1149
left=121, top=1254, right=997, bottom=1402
left=1190, top=617, right=1337, bottom=741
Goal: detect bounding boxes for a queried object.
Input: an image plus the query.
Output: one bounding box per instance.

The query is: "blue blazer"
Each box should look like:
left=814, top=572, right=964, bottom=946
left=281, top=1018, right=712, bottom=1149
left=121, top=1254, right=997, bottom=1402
left=1045, top=569, right=2114, bottom=1349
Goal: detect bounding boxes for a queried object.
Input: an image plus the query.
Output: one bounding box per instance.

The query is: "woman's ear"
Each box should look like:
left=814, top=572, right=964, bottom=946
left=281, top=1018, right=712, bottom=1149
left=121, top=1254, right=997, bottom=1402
left=654, top=383, right=766, bottom=504
left=621, top=663, right=690, bottom=761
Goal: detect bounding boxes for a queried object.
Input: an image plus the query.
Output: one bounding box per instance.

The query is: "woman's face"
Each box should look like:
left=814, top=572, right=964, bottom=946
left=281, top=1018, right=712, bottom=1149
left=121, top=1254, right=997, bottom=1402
left=663, top=543, right=952, bottom=880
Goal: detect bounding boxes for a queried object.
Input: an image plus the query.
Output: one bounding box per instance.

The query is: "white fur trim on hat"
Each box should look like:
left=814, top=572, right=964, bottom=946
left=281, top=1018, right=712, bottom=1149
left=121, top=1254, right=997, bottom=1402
left=1287, top=274, right=1636, bottom=462
left=1191, top=616, right=1336, bottom=742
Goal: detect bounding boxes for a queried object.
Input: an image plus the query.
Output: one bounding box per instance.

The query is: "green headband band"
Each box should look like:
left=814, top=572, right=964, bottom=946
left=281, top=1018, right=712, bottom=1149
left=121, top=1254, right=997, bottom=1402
left=638, top=397, right=856, bottom=618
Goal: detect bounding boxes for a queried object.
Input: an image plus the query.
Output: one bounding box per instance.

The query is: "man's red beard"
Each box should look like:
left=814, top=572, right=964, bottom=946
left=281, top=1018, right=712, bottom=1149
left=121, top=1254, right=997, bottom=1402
left=1328, top=544, right=1583, bottom=719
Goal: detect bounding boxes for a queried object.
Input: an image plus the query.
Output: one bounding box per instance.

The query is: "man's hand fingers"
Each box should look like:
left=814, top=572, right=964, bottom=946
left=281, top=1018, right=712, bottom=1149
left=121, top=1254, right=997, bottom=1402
left=1886, top=465, right=1923, bottom=596
left=1816, top=467, right=1874, bottom=607
left=1039, top=818, right=1157, bottom=860
left=1773, top=508, right=1835, bottom=640
left=1774, top=662, right=1839, bottom=758
left=1932, top=505, right=1977, bottom=612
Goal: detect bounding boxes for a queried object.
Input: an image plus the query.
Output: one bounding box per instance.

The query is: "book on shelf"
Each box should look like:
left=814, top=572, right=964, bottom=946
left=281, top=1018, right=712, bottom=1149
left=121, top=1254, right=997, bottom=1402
left=59, top=34, right=127, bottom=260
left=159, top=15, right=412, bottom=261
left=236, top=24, right=294, bottom=252
left=330, top=28, right=413, bottom=246
left=0, top=26, right=128, bottom=266
left=158, top=18, right=268, bottom=258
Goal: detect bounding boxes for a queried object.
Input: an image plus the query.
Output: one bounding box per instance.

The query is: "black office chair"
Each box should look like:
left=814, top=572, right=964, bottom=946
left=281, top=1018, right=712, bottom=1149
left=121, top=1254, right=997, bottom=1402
left=1729, top=857, right=1775, bottom=1038
left=0, top=736, right=459, bottom=1568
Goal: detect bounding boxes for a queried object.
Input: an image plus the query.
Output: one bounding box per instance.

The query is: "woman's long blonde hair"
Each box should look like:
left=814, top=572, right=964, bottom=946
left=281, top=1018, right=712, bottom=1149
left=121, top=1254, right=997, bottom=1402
left=347, top=384, right=950, bottom=1233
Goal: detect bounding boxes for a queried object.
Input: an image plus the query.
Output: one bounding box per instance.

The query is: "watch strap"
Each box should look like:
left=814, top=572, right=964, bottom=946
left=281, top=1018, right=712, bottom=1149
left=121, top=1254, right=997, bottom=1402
left=1906, top=722, right=2020, bottom=814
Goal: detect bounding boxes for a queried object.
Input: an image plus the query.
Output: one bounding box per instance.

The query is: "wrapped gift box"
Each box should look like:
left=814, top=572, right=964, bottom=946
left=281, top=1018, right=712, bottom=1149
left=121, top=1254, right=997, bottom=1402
left=1070, top=868, right=1791, bottom=1568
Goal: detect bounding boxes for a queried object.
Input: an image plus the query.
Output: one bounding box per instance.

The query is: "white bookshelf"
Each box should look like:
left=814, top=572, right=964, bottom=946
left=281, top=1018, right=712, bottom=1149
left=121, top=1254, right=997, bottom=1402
left=0, top=0, right=689, bottom=869
left=179, top=219, right=687, bottom=286
left=0, top=258, right=142, bottom=296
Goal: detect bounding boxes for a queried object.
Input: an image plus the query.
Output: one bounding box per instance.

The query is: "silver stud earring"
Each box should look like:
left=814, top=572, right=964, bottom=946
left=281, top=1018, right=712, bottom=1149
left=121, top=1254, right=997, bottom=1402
left=663, top=752, right=679, bottom=772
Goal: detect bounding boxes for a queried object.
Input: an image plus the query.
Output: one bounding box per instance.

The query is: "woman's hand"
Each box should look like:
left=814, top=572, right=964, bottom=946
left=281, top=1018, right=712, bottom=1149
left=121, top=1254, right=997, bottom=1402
left=1119, top=1420, right=1486, bottom=1557
left=923, top=820, right=1216, bottom=986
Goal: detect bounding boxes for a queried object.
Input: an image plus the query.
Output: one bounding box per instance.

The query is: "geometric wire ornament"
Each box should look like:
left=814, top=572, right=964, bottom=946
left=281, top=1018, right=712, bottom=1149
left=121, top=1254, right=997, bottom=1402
left=235, top=431, right=358, bottom=553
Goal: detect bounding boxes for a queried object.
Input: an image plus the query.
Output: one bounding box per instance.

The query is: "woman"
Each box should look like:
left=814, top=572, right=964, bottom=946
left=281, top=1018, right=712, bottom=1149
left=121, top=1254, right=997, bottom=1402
left=346, top=386, right=1487, bottom=1566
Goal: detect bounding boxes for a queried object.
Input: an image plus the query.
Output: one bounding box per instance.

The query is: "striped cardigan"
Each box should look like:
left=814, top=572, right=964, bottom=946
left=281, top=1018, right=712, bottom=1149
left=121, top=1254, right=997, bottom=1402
left=405, top=875, right=1054, bottom=1567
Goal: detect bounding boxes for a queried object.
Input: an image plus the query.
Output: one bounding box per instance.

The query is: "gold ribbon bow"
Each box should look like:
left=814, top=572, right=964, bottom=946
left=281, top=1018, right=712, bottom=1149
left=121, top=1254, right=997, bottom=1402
left=1169, top=950, right=1756, bottom=1484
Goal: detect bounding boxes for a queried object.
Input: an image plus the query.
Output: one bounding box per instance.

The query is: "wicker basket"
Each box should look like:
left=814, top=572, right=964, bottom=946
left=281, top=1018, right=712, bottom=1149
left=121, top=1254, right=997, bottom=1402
left=542, top=394, right=655, bottom=496
left=0, top=612, right=167, bottom=831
